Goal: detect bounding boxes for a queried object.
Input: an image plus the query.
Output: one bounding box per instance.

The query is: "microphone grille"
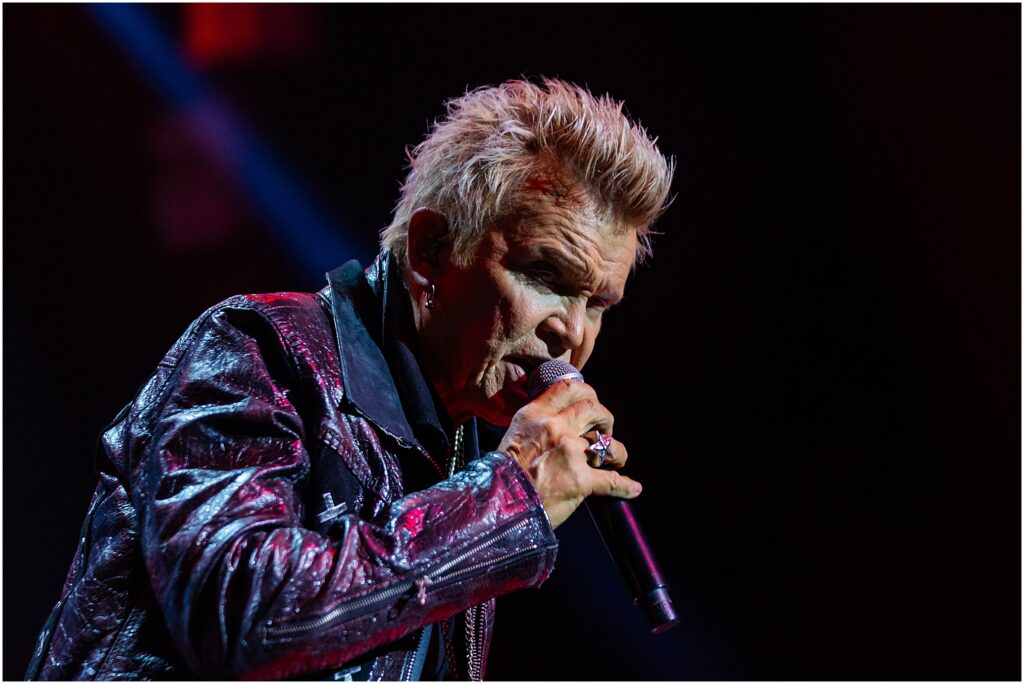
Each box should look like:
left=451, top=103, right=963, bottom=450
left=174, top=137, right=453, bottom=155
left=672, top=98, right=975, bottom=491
left=527, top=360, right=584, bottom=400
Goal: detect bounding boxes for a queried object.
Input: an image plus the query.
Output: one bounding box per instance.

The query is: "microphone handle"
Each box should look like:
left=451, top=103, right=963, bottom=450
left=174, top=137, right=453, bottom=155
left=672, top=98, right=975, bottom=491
left=585, top=497, right=680, bottom=633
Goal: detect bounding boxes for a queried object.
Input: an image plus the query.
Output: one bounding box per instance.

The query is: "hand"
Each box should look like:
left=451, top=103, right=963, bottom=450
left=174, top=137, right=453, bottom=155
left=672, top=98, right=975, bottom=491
left=498, top=379, right=642, bottom=529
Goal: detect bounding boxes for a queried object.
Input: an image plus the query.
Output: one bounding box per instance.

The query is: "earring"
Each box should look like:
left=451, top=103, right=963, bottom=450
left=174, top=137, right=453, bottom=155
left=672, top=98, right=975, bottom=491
left=425, top=283, right=436, bottom=309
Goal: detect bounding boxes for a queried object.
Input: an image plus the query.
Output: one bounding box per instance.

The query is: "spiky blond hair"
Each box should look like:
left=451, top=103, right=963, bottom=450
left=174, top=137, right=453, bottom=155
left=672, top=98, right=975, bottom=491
left=380, top=78, right=675, bottom=267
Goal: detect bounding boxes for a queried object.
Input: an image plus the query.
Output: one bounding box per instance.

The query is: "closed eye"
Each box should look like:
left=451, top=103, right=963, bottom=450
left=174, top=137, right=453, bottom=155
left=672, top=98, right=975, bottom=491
left=525, top=263, right=565, bottom=291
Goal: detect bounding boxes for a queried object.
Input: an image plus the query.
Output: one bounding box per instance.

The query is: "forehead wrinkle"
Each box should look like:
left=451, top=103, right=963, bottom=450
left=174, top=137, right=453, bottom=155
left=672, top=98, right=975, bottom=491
left=507, top=208, right=599, bottom=268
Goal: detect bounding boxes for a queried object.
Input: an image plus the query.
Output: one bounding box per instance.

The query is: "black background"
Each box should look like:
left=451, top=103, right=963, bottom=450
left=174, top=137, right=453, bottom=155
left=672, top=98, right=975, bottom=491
left=4, top=4, right=1020, bottom=680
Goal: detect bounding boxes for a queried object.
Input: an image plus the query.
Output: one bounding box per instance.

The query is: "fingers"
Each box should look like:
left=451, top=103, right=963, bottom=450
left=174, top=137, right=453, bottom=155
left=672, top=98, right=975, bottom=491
left=534, top=379, right=613, bottom=436
left=567, top=434, right=637, bottom=496
left=581, top=431, right=629, bottom=469
left=531, top=378, right=614, bottom=438
left=500, top=377, right=642, bottom=528
left=533, top=377, right=597, bottom=413
left=562, top=395, right=614, bottom=436
left=588, top=467, right=643, bottom=500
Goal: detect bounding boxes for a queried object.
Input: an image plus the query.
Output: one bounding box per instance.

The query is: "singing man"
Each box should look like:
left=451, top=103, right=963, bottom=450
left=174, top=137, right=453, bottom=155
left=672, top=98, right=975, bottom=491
left=28, top=77, right=674, bottom=681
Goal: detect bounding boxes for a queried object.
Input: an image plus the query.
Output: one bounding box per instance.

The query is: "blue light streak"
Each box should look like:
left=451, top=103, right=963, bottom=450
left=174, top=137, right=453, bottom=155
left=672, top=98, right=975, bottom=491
left=89, top=3, right=372, bottom=281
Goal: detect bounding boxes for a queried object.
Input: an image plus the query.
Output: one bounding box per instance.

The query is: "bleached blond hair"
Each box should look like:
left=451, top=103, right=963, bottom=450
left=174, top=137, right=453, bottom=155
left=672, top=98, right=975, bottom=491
left=380, top=78, right=675, bottom=268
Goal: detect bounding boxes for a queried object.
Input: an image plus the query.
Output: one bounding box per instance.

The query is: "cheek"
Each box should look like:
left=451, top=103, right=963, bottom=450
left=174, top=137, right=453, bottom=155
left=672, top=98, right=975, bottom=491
left=505, top=296, right=544, bottom=337
left=461, top=289, right=519, bottom=375
left=495, top=279, right=547, bottom=338
left=435, top=286, right=499, bottom=375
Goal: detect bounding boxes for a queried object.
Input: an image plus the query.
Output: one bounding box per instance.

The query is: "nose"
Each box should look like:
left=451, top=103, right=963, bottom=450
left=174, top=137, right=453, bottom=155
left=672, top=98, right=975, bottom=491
left=538, top=298, right=587, bottom=358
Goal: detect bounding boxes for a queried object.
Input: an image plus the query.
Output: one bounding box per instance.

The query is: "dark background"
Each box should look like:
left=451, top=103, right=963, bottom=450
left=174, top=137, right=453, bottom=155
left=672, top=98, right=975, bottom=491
left=4, top=4, right=1020, bottom=680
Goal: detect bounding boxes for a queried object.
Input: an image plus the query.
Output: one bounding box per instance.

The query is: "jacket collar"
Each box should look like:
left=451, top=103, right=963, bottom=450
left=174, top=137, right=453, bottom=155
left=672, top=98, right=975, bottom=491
left=323, top=252, right=481, bottom=469
left=324, top=254, right=419, bottom=447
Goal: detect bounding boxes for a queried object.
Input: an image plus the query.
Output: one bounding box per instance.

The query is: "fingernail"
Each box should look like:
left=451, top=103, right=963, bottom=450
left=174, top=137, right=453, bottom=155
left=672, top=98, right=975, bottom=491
left=633, top=482, right=643, bottom=496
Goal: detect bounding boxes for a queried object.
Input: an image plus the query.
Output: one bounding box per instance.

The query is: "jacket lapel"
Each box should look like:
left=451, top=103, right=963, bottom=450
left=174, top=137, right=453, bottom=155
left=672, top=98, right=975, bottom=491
left=324, top=259, right=419, bottom=449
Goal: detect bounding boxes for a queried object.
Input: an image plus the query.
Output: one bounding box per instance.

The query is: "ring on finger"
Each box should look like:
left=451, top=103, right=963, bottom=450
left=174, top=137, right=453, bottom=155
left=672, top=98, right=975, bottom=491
left=585, top=431, right=615, bottom=468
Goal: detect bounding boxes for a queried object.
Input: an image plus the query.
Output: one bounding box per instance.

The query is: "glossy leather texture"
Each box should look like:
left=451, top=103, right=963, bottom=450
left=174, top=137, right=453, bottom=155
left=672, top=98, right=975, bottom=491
left=28, top=255, right=558, bottom=680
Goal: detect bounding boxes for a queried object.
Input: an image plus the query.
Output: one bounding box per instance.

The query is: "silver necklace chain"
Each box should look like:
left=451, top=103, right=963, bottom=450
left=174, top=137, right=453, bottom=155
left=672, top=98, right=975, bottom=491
left=447, top=425, right=466, bottom=478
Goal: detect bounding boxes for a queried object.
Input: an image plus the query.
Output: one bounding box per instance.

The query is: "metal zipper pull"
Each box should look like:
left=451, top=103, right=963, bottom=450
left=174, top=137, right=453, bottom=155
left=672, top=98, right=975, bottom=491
left=332, top=664, right=362, bottom=681
left=317, top=492, right=348, bottom=525
left=414, top=576, right=434, bottom=606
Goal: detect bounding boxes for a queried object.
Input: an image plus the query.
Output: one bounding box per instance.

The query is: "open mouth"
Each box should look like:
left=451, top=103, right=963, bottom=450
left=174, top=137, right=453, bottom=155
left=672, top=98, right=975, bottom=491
left=506, top=356, right=545, bottom=381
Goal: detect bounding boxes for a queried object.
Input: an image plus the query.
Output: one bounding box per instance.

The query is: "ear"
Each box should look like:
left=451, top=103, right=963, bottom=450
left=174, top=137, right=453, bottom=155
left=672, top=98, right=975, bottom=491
left=406, top=207, right=452, bottom=284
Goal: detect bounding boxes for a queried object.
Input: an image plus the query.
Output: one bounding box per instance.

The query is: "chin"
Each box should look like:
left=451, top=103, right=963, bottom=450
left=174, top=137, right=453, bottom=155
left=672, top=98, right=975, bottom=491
left=475, top=383, right=528, bottom=427
left=482, top=413, right=513, bottom=428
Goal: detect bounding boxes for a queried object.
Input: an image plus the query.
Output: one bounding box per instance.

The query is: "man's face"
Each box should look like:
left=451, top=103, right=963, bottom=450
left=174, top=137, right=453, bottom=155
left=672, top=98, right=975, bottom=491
left=421, top=188, right=637, bottom=426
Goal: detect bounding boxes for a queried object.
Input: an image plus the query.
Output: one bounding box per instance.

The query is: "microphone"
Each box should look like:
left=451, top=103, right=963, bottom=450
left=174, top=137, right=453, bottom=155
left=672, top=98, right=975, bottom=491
left=527, top=360, right=680, bottom=634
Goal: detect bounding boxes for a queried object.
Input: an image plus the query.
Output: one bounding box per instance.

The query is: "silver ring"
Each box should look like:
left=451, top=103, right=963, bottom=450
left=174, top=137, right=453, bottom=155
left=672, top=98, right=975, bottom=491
left=585, top=431, right=614, bottom=468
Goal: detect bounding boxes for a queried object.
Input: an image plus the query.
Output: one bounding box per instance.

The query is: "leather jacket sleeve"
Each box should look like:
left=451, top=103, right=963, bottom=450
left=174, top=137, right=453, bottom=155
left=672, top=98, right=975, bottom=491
left=130, top=300, right=558, bottom=679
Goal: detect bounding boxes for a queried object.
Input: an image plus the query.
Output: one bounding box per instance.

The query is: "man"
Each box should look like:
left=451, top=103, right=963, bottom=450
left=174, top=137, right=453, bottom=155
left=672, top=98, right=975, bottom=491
left=28, top=78, right=674, bottom=680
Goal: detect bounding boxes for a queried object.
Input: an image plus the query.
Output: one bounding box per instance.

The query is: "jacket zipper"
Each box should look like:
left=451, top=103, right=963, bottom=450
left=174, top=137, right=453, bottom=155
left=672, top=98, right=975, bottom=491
left=265, top=516, right=541, bottom=639
left=399, top=627, right=431, bottom=681
left=464, top=601, right=487, bottom=681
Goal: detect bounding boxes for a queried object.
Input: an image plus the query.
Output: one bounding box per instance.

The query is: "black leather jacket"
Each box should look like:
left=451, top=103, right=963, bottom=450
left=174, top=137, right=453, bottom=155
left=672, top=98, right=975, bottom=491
left=27, top=254, right=559, bottom=680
